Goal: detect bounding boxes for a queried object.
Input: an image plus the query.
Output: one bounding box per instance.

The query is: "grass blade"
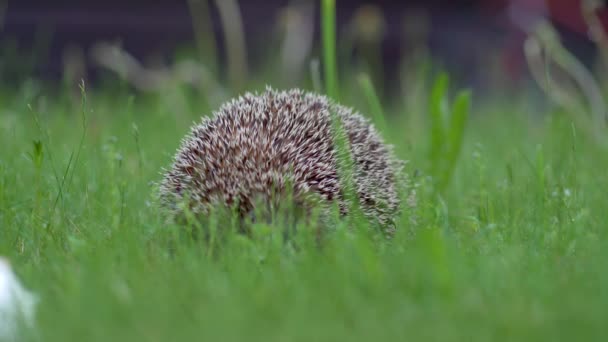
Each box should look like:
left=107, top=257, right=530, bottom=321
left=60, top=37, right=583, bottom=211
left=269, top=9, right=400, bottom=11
left=214, top=0, right=248, bottom=90
left=310, top=58, right=323, bottom=93
left=187, top=0, right=219, bottom=72
left=439, top=89, right=471, bottom=191
left=429, top=73, right=449, bottom=179
left=358, top=73, right=389, bottom=136
left=321, top=0, right=339, bottom=100
left=321, top=0, right=362, bottom=224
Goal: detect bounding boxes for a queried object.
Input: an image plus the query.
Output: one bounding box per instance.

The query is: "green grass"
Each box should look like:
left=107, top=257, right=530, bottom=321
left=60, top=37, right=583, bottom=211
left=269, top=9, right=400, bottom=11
left=322, top=0, right=364, bottom=225
left=1, top=3, right=608, bottom=341
left=428, top=73, right=472, bottom=193
left=0, top=78, right=607, bottom=341
left=321, top=0, right=339, bottom=101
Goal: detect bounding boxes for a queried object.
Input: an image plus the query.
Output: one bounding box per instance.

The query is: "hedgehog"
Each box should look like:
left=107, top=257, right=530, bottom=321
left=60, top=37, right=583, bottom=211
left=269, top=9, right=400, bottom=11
left=159, top=87, right=412, bottom=235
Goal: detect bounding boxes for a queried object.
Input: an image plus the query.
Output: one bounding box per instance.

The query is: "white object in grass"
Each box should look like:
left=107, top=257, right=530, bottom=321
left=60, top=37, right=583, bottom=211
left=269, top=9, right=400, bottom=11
left=0, top=257, right=37, bottom=340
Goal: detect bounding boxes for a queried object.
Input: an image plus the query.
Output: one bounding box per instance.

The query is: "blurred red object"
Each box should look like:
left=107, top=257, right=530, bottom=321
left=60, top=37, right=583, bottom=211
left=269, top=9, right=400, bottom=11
left=479, top=0, right=608, bottom=83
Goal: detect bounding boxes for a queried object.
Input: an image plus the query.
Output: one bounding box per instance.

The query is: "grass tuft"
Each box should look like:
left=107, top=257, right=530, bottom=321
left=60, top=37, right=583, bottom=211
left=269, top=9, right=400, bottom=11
left=428, top=72, right=471, bottom=193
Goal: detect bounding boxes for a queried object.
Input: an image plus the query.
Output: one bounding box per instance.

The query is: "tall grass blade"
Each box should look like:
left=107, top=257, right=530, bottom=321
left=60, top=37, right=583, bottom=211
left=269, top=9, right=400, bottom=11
left=310, top=59, right=323, bottom=93
left=439, top=89, right=471, bottom=191
left=429, top=73, right=449, bottom=180
left=358, top=73, right=389, bottom=137
left=214, top=0, right=248, bottom=90
left=321, top=0, right=339, bottom=101
left=187, top=0, right=219, bottom=72
left=321, top=0, right=362, bottom=224
left=526, top=21, right=608, bottom=147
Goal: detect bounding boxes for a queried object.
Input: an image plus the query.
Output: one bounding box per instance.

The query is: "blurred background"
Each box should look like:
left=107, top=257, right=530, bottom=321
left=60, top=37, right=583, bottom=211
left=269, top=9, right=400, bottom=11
left=1, top=0, right=607, bottom=105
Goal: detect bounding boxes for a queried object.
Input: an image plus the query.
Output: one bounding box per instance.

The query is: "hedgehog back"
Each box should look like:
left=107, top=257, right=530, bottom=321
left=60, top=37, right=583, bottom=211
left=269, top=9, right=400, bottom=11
left=160, top=88, right=403, bottom=230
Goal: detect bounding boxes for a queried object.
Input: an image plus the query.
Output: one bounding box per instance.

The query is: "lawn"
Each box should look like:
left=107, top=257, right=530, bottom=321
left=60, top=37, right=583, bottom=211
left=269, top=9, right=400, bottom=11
left=1, top=75, right=607, bottom=341
left=1, top=2, right=608, bottom=341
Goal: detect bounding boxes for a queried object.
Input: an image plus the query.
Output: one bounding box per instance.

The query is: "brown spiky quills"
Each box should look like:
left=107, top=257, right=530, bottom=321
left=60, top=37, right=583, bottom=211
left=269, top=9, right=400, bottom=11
left=159, top=87, right=413, bottom=234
